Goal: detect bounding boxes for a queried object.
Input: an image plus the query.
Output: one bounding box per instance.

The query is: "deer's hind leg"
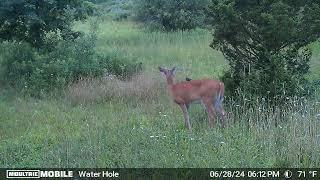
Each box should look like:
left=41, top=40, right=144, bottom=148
left=214, top=96, right=226, bottom=128
left=202, top=98, right=216, bottom=128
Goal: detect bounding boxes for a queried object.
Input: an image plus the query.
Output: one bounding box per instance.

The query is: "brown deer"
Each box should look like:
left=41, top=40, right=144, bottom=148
left=159, top=67, right=226, bottom=130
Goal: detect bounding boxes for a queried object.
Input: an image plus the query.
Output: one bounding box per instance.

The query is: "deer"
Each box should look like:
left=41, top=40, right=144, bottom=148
left=159, top=67, right=226, bottom=131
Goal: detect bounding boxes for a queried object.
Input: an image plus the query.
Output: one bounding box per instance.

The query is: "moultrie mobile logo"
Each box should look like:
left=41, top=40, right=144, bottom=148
left=6, top=170, right=73, bottom=178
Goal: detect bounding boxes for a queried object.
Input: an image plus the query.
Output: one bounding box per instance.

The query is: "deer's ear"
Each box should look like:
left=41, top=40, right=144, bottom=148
left=159, top=67, right=166, bottom=76
left=171, top=67, right=177, bottom=75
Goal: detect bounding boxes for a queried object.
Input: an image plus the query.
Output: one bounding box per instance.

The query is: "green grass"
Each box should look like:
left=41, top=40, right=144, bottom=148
left=0, top=19, right=320, bottom=168
left=75, top=19, right=226, bottom=79
left=1, top=92, right=319, bottom=168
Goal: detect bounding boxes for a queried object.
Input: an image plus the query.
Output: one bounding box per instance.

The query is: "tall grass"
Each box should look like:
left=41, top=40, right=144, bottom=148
left=1, top=87, right=319, bottom=167
left=74, top=19, right=227, bottom=79
left=65, top=72, right=164, bottom=105
left=0, top=18, right=320, bottom=168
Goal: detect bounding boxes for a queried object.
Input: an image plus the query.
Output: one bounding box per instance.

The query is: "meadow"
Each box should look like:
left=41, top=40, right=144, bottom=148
left=0, top=18, right=319, bottom=168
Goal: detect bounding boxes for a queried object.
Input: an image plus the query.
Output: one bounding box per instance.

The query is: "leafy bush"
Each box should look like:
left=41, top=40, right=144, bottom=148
left=0, top=34, right=142, bottom=97
left=87, top=0, right=113, bottom=4
left=210, top=0, right=320, bottom=103
left=102, top=53, right=143, bottom=80
left=97, top=0, right=133, bottom=21
left=0, top=0, right=95, bottom=48
left=134, top=0, right=210, bottom=31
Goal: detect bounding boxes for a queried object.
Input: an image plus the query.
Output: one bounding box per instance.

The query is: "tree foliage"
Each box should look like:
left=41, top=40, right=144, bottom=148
left=0, top=1, right=142, bottom=96
left=0, top=0, right=95, bottom=48
left=209, top=0, right=320, bottom=101
left=134, top=0, right=210, bottom=31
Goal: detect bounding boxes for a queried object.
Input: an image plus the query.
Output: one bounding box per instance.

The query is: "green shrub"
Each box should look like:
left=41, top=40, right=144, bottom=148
left=0, top=34, right=143, bottom=97
left=134, top=0, right=210, bottom=31
left=210, top=0, right=320, bottom=103
left=222, top=48, right=313, bottom=103
left=102, top=53, right=143, bottom=80
left=97, top=0, right=133, bottom=21
left=0, top=0, right=93, bottom=48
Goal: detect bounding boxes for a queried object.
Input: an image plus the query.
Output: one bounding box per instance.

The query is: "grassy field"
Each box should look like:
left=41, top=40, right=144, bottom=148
left=0, top=18, right=320, bottom=168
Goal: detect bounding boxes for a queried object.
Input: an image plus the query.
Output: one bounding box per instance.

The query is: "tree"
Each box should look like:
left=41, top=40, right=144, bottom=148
left=209, top=0, right=320, bottom=102
left=134, top=0, right=210, bottom=31
left=0, top=0, right=94, bottom=48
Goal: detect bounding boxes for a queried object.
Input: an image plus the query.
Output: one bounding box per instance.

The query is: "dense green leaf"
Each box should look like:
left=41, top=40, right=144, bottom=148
left=0, top=0, right=94, bottom=47
left=134, top=0, right=210, bottom=31
left=209, top=0, right=320, bottom=102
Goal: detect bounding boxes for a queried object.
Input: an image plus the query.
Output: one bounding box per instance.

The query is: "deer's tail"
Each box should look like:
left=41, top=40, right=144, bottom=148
left=215, top=82, right=224, bottom=109
left=219, top=82, right=224, bottom=102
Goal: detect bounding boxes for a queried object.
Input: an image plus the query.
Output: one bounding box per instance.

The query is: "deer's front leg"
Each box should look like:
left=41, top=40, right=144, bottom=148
left=178, top=103, right=191, bottom=131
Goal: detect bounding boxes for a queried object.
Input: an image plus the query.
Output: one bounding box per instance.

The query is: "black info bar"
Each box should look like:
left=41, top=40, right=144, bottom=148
left=1, top=168, right=319, bottom=179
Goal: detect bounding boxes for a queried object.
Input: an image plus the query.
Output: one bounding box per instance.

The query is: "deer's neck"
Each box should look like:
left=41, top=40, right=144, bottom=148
left=166, top=78, right=176, bottom=99
left=166, top=77, right=175, bottom=86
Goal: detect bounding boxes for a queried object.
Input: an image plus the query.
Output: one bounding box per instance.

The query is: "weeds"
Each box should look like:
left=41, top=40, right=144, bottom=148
left=65, top=72, right=163, bottom=105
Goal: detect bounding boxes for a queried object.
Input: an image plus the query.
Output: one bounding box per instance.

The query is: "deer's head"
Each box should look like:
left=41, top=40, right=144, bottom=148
left=159, top=67, right=177, bottom=85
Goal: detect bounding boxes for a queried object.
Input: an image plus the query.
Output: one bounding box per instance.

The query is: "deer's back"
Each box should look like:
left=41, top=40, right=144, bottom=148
left=169, top=79, right=223, bottom=104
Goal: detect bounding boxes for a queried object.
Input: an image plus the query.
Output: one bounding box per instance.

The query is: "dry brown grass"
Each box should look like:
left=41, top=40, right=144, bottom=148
left=65, top=72, right=164, bottom=105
